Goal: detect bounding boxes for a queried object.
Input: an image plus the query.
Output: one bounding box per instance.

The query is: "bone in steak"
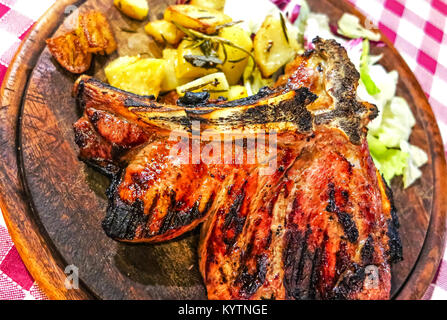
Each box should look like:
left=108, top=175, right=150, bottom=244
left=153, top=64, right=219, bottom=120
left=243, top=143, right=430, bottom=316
left=72, top=38, right=402, bottom=299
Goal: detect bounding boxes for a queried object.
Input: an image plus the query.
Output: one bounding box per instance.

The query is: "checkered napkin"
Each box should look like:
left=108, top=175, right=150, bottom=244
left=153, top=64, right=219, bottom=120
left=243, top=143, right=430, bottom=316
left=0, top=0, right=446, bottom=300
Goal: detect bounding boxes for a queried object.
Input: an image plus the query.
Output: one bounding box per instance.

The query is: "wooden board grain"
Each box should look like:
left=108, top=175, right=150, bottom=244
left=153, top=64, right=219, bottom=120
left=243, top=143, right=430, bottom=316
left=0, top=0, right=446, bottom=300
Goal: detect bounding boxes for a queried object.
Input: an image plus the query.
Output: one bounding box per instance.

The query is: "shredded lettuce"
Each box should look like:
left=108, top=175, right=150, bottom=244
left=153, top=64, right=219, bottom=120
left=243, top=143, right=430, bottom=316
left=374, top=151, right=409, bottom=183
left=367, top=134, right=388, bottom=157
left=361, top=68, right=398, bottom=134
left=375, top=97, right=416, bottom=148
left=400, top=140, right=428, bottom=188
left=360, top=40, right=381, bottom=95
left=304, top=13, right=345, bottom=48
left=367, top=96, right=426, bottom=187
left=338, top=13, right=381, bottom=41
left=346, top=38, right=397, bottom=135
left=292, top=0, right=310, bottom=45
left=368, top=135, right=409, bottom=182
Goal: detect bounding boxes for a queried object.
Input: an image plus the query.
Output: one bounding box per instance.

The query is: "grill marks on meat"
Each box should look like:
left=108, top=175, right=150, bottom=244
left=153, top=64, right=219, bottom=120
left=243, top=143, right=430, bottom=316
left=104, top=139, right=224, bottom=242
left=199, top=128, right=399, bottom=300
left=326, top=182, right=359, bottom=243
left=71, top=39, right=402, bottom=299
left=199, top=146, right=303, bottom=299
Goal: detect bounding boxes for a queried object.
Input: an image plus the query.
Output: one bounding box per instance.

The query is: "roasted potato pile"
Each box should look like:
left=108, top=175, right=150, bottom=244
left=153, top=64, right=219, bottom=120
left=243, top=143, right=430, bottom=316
left=46, top=11, right=116, bottom=73
left=113, top=1, right=302, bottom=99
left=48, top=1, right=303, bottom=101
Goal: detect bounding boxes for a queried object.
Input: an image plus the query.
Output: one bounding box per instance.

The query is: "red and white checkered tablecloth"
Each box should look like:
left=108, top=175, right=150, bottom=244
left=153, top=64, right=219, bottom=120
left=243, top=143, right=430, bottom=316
left=0, top=0, right=446, bottom=300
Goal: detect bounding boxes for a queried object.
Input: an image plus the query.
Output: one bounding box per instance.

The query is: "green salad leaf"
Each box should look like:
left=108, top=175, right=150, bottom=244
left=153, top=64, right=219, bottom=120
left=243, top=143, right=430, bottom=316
left=368, top=135, right=409, bottom=182
left=360, top=39, right=381, bottom=95
left=367, top=95, right=426, bottom=187
left=375, top=97, right=415, bottom=148
left=294, top=0, right=310, bottom=45
left=338, top=13, right=381, bottom=41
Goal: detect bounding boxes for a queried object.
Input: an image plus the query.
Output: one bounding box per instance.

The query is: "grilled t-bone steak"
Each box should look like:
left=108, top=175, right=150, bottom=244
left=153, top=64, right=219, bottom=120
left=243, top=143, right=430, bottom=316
left=72, top=38, right=402, bottom=299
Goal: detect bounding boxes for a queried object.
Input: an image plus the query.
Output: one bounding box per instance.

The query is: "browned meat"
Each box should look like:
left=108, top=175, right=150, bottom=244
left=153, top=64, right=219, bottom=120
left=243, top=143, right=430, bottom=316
left=199, top=127, right=401, bottom=300
left=72, top=38, right=402, bottom=299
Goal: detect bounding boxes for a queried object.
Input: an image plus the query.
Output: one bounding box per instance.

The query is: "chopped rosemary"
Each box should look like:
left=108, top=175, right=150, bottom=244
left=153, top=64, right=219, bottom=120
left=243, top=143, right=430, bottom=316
left=215, top=20, right=243, bottom=31
left=221, top=43, right=228, bottom=64
left=184, top=54, right=223, bottom=68
left=228, top=56, right=247, bottom=63
left=181, top=79, right=220, bottom=93
left=172, top=22, right=198, bottom=39
left=160, top=34, right=168, bottom=46
left=173, top=22, right=256, bottom=70
left=204, top=89, right=227, bottom=93
left=197, top=16, right=215, bottom=20
left=185, top=39, right=206, bottom=49
left=279, top=13, right=289, bottom=44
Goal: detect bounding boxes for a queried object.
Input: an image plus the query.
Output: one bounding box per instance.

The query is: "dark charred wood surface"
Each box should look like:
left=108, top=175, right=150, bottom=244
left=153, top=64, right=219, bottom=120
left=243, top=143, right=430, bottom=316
left=0, top=0, right=445, bottom=299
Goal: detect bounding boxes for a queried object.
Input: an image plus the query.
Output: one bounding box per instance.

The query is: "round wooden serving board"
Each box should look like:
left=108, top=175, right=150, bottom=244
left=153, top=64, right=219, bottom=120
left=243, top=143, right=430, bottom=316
left=0, top=0, right=446, bottom=300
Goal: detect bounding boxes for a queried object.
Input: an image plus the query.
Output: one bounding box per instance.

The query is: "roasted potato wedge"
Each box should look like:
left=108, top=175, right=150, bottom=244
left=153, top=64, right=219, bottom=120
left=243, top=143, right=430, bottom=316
left=105, top=56, right=166, bottom=97
left=176, top=39, right=217, bottom=79
left=217, top=26, right=253, bottom=85
left=176, top=72, right=229, bottom=99
left=226, top=85, right=248, bottom=100
left=209, top=85, right=247, bottom=101
left=145, top=20, right=184, bottom=46
left=46, top=31, right=92, bottom=74
left=161, top=49, right=193, bottom=92
left=77, top=11, right=117, bottom=55
left=114, top=0, right=149, bottom=20
left=254, top=14, right=299, bottom=77
left=190, top=0, right=226, bottom=11
left=164, top=4, right=232, bottom=34
left=104, top=56, right=140, bottom=79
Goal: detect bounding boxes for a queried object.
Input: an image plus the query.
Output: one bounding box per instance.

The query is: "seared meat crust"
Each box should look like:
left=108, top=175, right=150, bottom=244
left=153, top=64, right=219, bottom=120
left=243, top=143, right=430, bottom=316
left=199, top=128, right=401, bottom=300
left=72, top=39, right=401, bottom=299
